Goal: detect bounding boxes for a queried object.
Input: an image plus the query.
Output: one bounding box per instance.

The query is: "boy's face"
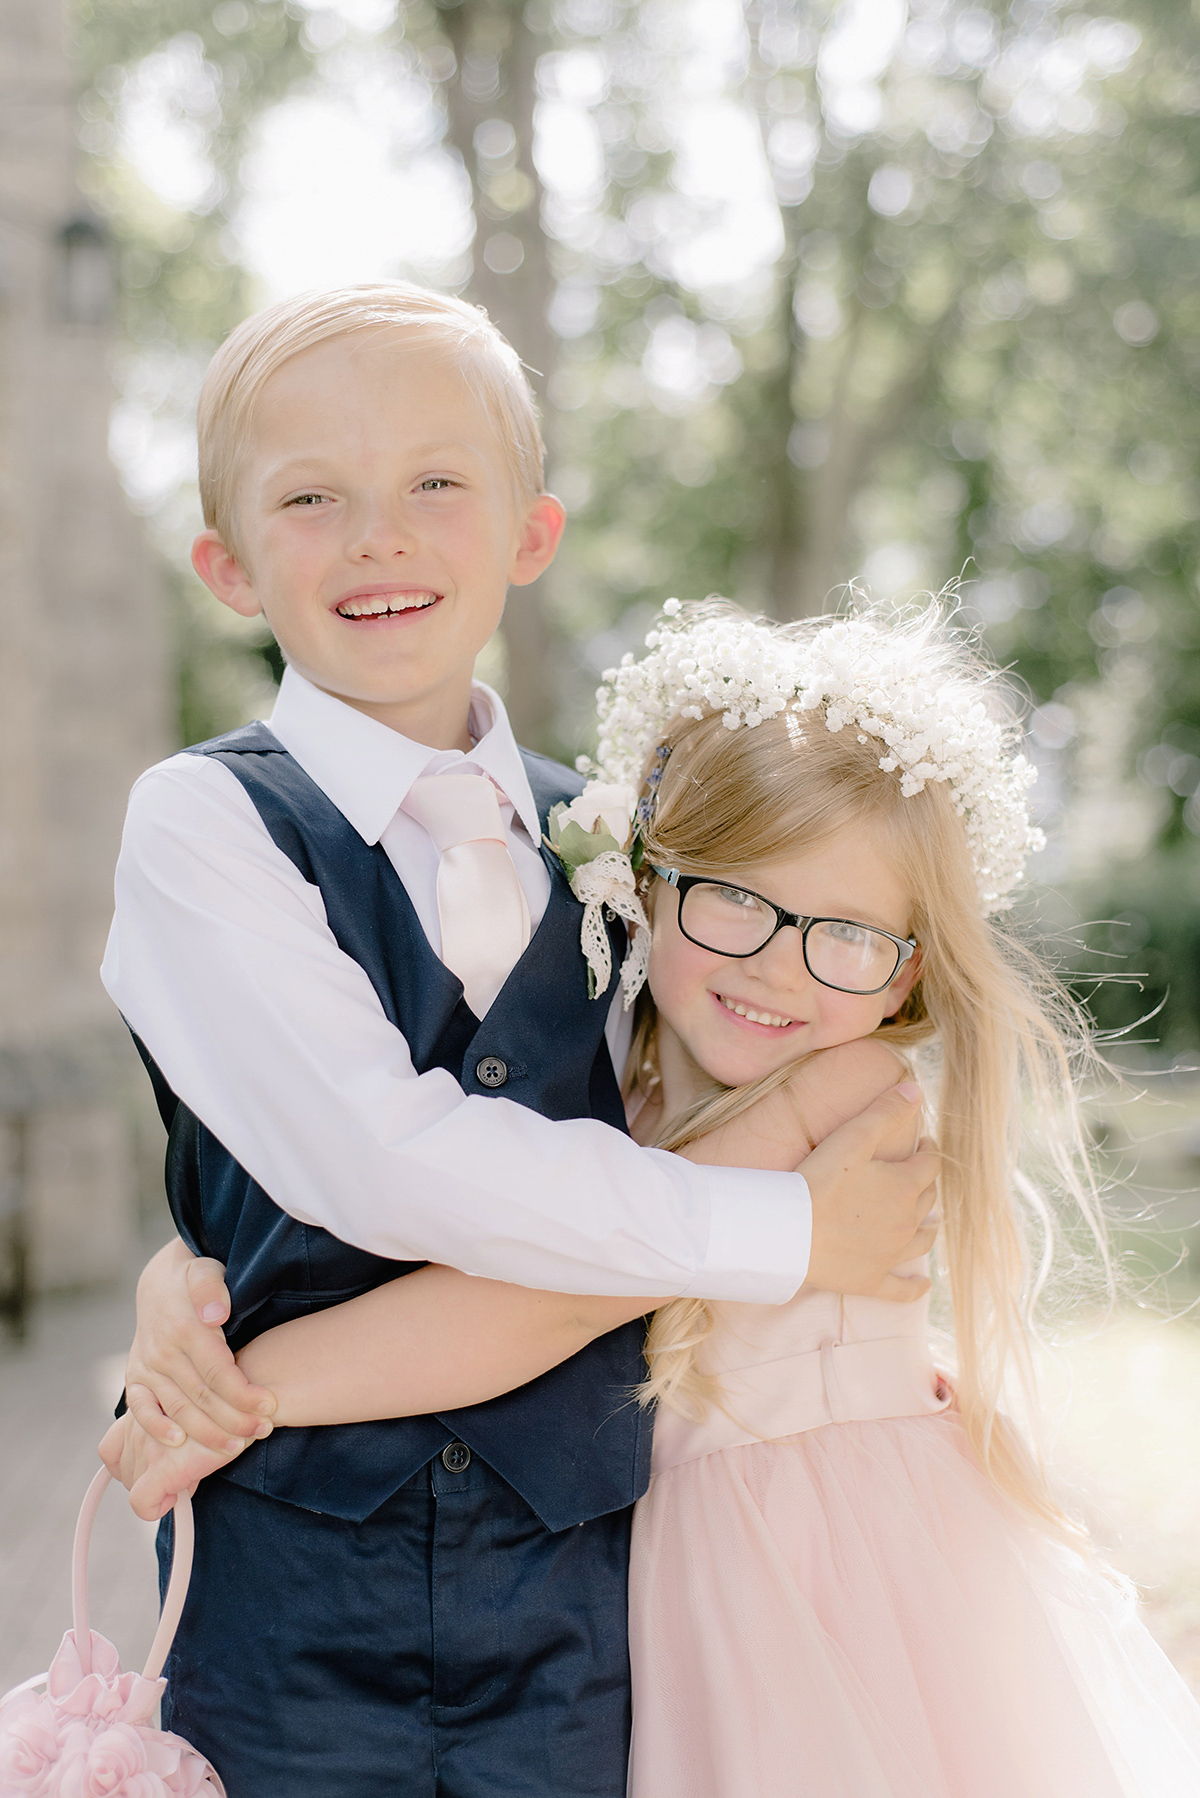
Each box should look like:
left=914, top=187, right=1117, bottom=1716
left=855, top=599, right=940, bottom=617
left=192, top=331, right=563, bottom=747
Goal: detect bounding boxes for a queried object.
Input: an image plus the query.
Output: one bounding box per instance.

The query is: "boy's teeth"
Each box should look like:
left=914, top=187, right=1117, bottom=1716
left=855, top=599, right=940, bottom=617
left=719, top=996, right=795, bottom=1028
left=337, top=592, right=438, bottom=618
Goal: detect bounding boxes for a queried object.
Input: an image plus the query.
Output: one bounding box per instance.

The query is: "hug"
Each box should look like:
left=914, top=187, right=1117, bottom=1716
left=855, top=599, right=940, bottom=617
left=87, top=284, right=1200, bottom=1797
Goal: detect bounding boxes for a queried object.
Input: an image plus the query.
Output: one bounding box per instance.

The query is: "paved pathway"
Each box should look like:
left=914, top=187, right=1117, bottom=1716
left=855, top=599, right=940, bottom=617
left=0, top=1274, right=160, bottom=1694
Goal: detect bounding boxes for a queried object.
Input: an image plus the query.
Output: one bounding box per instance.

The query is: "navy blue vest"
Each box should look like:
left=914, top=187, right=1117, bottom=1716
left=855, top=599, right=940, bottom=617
left=137, top=723, right=652, bottom=1534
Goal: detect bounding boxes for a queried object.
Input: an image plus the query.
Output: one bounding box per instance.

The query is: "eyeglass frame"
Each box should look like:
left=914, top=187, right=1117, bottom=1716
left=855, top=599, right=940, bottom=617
left=649, top=865, right=918, bottom=997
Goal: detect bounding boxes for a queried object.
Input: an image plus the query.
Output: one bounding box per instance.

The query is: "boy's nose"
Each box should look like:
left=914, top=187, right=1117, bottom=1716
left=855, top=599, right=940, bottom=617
left=345, top=504, right=419, bottom=560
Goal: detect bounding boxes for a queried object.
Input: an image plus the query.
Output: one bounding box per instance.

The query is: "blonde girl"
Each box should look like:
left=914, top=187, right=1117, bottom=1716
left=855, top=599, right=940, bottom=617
left=109, top=602, right=1200, bottom=1796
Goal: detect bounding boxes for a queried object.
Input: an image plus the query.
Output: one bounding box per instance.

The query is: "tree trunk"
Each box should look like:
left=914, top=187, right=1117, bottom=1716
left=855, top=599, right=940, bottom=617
left=439, top=0, right=562, bottom=751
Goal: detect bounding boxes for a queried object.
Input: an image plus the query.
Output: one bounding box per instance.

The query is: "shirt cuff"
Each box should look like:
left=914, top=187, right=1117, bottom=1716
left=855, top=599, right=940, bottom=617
left=685, top=1167, right=811, bottom=1304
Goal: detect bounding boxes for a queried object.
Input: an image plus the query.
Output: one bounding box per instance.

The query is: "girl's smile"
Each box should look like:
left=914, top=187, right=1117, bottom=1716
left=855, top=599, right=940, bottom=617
left=647, top=823, right=921, bottom=1107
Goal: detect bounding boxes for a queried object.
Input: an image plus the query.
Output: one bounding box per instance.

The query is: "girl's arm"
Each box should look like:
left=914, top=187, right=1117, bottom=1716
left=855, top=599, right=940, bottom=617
left=237, top=1271, right=655, bottom=1427
left=238, top=1037, right=917, bottom=1426
left=677, top=1038, right=918, bottom=1174
left=107, top=1040, right=922, bottom=1518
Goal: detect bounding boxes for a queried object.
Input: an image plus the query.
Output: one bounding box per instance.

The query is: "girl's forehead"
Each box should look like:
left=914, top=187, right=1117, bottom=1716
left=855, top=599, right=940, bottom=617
left=732, top=827, right=912, bottom=931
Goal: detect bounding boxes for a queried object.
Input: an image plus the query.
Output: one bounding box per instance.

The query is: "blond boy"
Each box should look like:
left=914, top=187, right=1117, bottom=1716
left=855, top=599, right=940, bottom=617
left=103, top=285, right=936, bottom=1796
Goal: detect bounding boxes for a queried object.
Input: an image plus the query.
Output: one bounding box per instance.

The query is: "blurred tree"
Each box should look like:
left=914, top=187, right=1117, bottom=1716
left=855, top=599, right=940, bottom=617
left=422, top=0, right=563, bottom=742
left=73, top=0, right=315, bottom=743
left=70, top=0, right=1200, bottom=1040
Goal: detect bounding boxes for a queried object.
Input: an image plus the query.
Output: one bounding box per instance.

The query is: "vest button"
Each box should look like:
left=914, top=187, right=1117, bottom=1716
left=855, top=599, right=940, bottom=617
left=475, top=1056, right=508, bottom=1088
left=442, top=1441, right=472, bottom=1473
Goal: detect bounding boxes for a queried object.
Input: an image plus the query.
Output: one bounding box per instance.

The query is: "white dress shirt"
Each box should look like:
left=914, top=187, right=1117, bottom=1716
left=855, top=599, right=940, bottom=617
left=101, top=667, right=811, bottom=1301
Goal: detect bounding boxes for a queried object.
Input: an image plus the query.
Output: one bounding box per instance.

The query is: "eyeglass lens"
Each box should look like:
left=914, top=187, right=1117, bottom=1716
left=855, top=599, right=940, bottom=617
left=678, top=882, right=901, bottom=993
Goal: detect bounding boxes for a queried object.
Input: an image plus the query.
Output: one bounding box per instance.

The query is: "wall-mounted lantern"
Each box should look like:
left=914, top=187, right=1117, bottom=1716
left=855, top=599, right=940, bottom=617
left=57, top=213, right=114, bottom=327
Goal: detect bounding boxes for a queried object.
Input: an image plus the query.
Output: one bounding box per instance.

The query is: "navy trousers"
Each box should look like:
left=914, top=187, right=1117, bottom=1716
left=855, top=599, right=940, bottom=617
left=157, top=1453, right=633, bottom=1797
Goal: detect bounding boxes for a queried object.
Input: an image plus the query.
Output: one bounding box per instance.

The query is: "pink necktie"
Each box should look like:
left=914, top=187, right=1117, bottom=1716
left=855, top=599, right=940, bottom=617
left=404, top=773, right=532, bottom=1018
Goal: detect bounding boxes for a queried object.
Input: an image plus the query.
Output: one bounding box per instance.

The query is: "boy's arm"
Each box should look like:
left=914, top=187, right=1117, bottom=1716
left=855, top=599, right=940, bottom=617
left=124, top=1052, right=936, bottom=1456
left=234, top=1047, right=928, bottom=1426
left=108, top=758, right=936, bottom=1303
left=105, top=758, right=807, bottom=1300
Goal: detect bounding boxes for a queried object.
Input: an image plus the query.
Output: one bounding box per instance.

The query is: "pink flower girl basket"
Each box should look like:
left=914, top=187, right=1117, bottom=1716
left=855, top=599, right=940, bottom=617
left=0, top=1468, right=224, bottom=1797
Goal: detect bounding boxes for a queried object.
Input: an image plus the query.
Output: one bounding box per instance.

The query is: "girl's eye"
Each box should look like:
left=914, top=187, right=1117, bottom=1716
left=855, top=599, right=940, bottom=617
left=715, top=885, right=759, bottom=911
left=285, top=493, right=328, bottom=507
left=418, top=477, right=457, bottom=492
left=826, top=920, right=872, bottom=946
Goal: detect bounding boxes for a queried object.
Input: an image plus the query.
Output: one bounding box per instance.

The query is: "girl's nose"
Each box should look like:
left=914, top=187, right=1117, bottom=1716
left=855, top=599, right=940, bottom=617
left=749, top=924, right=816, bottom=990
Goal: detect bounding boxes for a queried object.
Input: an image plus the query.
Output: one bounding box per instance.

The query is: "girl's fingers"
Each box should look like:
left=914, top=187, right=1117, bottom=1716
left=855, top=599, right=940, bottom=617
left=98, top=1417, right=132, bottom=1479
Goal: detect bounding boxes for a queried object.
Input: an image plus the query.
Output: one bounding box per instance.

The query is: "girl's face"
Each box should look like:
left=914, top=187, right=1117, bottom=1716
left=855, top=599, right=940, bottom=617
left=647, top=821, right=922, bottom=1094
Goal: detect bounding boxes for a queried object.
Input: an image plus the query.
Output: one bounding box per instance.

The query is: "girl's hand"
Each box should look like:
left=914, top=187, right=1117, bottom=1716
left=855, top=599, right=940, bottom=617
left=124, top=1238, right=277, bottom=1454
left=98, top=1412, right=246, bottom=1521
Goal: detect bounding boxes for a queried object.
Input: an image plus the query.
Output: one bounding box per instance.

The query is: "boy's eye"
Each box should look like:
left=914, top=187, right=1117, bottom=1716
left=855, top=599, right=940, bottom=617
left=284, top=493, right=328, bottom=507
left=417, top=477, right=457, bottom=492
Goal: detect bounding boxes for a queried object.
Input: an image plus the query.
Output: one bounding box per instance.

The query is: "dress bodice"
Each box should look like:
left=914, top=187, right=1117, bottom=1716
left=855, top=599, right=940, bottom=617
left=651, top=1264, right=950, bottom=1476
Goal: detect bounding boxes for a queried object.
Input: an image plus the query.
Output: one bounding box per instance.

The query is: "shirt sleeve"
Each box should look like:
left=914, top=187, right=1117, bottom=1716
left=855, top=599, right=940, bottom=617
left=102, top=756, right=811, bottom=1301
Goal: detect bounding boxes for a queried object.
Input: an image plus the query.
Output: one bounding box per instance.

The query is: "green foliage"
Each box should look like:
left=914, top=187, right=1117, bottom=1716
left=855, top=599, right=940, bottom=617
left=1066, top=844, right=1200, bottom=1054
left=73, top=0, right=316, bottom=743
left=71, top=0, right=1200, bottom=1040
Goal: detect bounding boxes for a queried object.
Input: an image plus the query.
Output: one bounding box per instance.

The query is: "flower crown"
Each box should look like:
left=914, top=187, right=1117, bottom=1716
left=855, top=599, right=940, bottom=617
left=578, top=598, right=1045, bottom=915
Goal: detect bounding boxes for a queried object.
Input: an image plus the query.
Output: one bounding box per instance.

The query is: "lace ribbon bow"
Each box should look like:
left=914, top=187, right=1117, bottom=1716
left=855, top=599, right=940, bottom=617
left=568, top=850, right=651, bottom=1009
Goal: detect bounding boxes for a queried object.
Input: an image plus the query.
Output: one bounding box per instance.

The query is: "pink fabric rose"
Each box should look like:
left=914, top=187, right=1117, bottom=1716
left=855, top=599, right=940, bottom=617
left=54, top=1720, right=153, bottom=1797
left=1, top=1630, right=225, bottom=1798
left=0, top=1687, right=60, bottom=1794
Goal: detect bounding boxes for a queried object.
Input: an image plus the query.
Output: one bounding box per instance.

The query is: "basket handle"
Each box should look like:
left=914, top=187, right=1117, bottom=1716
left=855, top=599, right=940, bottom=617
left=72, top=1468, right=195, bottom=1683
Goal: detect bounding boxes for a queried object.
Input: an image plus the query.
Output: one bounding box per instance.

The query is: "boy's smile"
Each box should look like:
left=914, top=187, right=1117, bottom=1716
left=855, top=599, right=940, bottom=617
left=191, top=331, right=564, bottom=748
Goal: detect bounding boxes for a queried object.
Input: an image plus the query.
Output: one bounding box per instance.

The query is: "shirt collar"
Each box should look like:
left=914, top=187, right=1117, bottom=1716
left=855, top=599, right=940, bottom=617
left=265, top=665, right=543, bottom=848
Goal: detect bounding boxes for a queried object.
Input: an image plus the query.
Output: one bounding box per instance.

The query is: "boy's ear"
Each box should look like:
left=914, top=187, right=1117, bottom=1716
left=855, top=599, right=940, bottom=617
left=508, top=494, right=567, bottom=588
left=192, top=530, right=263, bottom=619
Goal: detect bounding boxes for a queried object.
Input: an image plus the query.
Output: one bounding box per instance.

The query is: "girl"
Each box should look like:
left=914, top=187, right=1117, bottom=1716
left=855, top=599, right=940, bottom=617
left=113, top=601, right=1200, bottom=1796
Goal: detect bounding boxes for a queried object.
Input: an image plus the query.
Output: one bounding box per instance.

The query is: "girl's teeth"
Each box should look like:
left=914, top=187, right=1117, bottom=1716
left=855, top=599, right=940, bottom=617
left=719, top=996, right=794, bottom=1028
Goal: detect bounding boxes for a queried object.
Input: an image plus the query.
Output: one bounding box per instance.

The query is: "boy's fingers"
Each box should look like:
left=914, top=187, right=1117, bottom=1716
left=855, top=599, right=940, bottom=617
left=874, top=1270, right=932, bottom=1305
left=185, top=1256, right=231, bottom=1327
left=125, top=1382, right=188, bottom=1448
left=801, top=1079, right=925, bottom=1176
left=128, top=1379, right=262, bottom=1455
left=172, top=1328, right=277, bottom=1419
left=160, top=1349, right=276, bottom=1432
left=899, top=1147, right=941, bottom=1208
left=902, top=1221, right=939, bottom=1262
left=129, top=1329, right=276, bottom=1425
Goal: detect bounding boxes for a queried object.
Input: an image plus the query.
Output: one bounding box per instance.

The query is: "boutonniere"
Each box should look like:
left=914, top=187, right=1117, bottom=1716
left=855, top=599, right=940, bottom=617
left=545, top=784, right=651, bottom=1006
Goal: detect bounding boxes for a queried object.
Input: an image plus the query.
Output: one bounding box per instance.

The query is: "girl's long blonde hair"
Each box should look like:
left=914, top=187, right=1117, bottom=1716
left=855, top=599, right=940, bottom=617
left=627, top=607, right=1108, bottom=1539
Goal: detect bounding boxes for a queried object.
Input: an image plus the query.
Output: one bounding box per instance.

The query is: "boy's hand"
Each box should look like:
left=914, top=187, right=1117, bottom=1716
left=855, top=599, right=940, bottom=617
left=125, top=1238, right=276, bottom=1453
left=99, top=1413, right=245, bottom=1521
left=801, top=1082, right=940, bottom=1303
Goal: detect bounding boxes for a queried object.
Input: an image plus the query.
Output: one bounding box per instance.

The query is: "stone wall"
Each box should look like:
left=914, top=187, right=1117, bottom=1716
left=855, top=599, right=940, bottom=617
left=0, top=0, right=171, bottom=1302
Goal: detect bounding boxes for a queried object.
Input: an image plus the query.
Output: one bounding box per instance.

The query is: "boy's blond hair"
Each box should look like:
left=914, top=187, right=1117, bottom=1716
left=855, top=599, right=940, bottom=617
left=196, top=283, right=546, bottom=553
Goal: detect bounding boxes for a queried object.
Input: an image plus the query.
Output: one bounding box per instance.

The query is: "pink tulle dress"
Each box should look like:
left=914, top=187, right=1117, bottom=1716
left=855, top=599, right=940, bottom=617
left=628, top=1275, right=1200, bottom=1797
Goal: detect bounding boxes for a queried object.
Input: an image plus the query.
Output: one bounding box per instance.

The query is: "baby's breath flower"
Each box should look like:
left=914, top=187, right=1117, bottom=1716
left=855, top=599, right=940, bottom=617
left=581, top=599, right=1045, bottom=914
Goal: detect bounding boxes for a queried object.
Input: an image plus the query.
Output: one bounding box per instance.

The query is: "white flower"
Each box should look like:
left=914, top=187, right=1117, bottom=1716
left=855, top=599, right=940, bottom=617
left=557, top=782, right=638, bottom=848
left=580, top=598, right=1044, bottom=914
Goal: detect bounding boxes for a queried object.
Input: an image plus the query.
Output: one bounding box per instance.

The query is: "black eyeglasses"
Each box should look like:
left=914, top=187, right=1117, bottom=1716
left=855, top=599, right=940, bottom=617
left=651, top=866, right=917, bottom=997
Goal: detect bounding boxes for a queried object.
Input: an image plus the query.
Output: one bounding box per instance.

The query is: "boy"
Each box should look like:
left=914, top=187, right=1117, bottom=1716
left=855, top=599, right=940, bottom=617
left=101, top=285, right=937, bottom=1797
